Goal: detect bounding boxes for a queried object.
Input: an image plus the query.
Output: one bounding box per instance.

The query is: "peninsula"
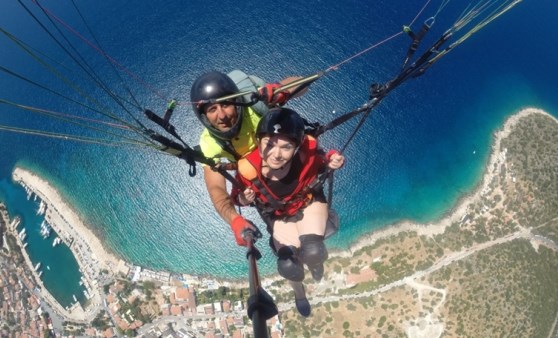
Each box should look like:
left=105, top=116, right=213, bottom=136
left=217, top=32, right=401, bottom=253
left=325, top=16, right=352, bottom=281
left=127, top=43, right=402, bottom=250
left=1, top=108, right=557, bottom=337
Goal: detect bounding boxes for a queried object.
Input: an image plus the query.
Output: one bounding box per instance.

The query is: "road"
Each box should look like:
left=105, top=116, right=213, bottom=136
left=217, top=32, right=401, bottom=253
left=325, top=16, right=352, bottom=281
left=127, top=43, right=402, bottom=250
left=135, top=223, right=558, bottom=336
left=281, top=225, right=558, bottom=310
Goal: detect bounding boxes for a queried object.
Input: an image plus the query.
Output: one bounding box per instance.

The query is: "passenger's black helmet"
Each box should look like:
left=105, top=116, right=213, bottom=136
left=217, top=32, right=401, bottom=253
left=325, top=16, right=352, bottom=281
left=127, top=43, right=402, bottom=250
left=190, top=71, right=243, bottom=140
left=256, top=107, right=305, bottom=146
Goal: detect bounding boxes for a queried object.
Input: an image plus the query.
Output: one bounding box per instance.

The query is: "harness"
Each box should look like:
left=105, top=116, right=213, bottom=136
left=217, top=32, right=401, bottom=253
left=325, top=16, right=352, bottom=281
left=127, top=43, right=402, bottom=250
left=236, top=136, right=325, bottom=219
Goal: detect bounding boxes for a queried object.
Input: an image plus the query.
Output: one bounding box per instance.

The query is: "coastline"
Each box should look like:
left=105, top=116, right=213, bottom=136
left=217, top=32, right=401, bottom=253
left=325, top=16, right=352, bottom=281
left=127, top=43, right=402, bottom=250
left=12, top=168, right=122, bottom=269
left=334, top=107, right=557, bottom=258
left=8, top=108, right=555, bottom=285
left=12, top=167, right=125, bottom=321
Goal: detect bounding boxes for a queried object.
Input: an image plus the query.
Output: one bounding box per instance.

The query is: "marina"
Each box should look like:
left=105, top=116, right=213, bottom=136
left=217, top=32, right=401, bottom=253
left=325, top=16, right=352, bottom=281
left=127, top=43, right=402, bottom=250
left=8, top=167, right=121, bottom=320
left=5, top=178, right=90, bottom=312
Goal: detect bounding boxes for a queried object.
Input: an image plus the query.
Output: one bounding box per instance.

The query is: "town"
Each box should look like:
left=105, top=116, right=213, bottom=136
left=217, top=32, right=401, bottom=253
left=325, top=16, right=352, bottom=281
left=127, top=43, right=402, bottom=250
left=1, top=110, right=558, bottom=337
left=1, top=202, right=285, bottom=337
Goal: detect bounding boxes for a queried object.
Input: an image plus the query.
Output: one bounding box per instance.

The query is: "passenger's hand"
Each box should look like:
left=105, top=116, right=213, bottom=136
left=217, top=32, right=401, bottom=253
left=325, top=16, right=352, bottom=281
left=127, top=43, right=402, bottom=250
left=238, top=188, right=256, bottom=206
left=326, top=150, right=345, bottom=170
left=230, top=215, right=256, bottom=246
left=258, top=83, right=290, bottom=106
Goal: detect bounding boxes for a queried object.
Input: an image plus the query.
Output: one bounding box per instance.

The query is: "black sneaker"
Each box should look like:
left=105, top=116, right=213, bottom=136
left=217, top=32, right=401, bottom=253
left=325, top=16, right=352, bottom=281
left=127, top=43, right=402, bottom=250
left=295, top=298, right=311, bottom=317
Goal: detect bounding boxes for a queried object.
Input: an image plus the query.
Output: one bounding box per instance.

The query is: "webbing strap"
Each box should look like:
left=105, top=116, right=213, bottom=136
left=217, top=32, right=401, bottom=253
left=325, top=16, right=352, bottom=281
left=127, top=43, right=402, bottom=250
left=252, top=179, right=286, bottom=212
left=402, top=18, right=434, bottom=69
left=214, top=138, right=242, bottom=161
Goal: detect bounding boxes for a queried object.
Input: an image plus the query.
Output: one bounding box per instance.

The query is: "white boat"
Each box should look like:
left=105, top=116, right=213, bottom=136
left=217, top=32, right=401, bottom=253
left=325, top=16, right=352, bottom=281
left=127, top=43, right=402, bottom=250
left=37, top=201, right=46, bottom=215
left=20, top=233, right=27, bottom=241
left=52, top=237, right=61, bottom=247
left=23, top=242, right=28, bottom=248
left=34, top=262, right=41, bottom=271
left=40, top=222, right=51, bottom=239
left=11, top=217, right=21, bottom=228
left=72, top=294, right=77, bottom=302
left=38, top=271, right=43, bottom=277
left=18, top=228, right=26, bottom=237
left=46, top=265, right=50, bottom=270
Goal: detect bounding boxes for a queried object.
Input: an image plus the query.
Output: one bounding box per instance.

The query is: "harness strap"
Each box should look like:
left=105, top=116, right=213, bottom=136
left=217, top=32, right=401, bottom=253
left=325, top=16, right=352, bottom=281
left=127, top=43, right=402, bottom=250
left=402, top=18, right=434, bottom=69
left=252, top=179, right=287, bottom=212
left=251, top=175, right=315, bottom=218
left=326, top=170, right=334, bottom=208
left=144, top=109, right=180, bottom=139
left=300, top=168, right=334, bottom=208
left=147, top=132, right=209, bottom=176
left=214, top=138, right=242, bottom=161
left=144, top=117, right=244, bottom=188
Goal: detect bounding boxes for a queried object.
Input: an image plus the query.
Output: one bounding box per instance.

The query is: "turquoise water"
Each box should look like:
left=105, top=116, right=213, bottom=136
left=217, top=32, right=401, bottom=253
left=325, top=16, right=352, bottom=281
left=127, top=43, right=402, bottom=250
left=0, top=176, right=86, bottom=308
left=1, top=0, right=558, bottom=293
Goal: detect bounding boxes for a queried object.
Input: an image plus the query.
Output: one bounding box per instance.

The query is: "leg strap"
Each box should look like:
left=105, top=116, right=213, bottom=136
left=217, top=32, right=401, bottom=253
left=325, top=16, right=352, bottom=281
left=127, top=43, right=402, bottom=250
left=324, top=209, right=340, bottom=239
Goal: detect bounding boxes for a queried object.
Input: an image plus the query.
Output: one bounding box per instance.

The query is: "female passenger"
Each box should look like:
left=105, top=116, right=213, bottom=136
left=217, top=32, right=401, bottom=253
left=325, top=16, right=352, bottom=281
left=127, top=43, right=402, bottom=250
left=230, top=107, right=345, bottom=317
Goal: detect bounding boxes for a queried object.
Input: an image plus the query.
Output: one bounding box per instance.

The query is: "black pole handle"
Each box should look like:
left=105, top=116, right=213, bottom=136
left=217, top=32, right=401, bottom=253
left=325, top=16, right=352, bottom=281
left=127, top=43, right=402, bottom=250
left=244, top=230, right=278, bottom=338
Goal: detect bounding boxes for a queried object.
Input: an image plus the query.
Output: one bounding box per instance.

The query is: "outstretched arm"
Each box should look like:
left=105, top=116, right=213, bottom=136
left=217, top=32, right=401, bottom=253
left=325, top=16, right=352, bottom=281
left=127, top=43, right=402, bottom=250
left=203, top=166, right=256, bottom=246
left=203, top=166, right=238, bottom=224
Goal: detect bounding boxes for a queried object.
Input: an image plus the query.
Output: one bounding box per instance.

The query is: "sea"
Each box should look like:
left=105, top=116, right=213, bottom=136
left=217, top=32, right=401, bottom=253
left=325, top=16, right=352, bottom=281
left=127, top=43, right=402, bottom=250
left=1, top=0, right=557, bottom=306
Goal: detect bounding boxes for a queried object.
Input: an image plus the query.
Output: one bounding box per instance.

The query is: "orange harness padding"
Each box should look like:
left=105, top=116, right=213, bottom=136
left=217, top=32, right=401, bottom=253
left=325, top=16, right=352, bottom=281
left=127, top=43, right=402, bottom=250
left=233, top=136, right=326, bottom=218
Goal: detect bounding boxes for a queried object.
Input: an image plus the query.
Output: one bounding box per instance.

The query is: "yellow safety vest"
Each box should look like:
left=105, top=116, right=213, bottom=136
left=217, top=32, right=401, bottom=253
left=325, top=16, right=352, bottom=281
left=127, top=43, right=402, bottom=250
left=199, top=107, right=262, bottom=163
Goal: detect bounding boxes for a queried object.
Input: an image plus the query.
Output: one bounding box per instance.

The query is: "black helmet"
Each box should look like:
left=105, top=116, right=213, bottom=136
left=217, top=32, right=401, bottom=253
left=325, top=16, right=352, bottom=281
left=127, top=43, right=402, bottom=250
left=256, top=107, right=305, bottom=146
left=190, top=71, right=243, bottom=140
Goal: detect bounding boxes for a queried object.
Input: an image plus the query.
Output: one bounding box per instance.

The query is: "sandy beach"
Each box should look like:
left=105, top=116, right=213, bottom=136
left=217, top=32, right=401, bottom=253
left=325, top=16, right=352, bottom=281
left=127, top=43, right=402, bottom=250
left=7, top=107, right=556, bottom=307
left=12, top=167, right=124, bottom=321
left=12, top=168, right=121, bottom=269
left=11, top=108, right=555, bottom=272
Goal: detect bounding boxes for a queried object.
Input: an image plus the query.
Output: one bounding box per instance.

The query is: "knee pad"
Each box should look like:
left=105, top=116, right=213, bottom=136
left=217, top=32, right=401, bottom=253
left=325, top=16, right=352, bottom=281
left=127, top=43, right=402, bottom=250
left=276, top=246, right=305, bottom=282
left=299, top=234, right=328, bottom=268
